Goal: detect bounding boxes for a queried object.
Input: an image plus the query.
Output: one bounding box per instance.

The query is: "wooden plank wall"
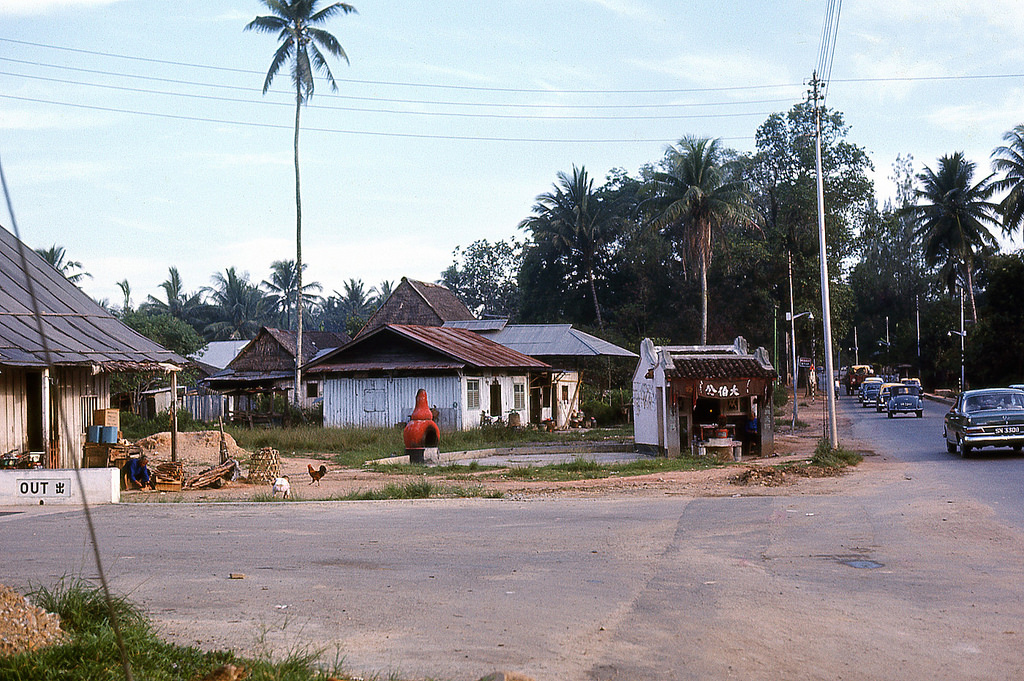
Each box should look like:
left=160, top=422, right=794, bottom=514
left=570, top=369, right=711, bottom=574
left=0, top=367, right=27, bottom=455
left=51, top=368, right=109, bottom=468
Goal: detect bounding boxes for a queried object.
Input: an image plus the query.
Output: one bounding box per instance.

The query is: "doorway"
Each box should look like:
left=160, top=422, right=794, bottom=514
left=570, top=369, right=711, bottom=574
left=489, top=382, right=502, bottom=419
left=25, top=372, right=43, bottom=452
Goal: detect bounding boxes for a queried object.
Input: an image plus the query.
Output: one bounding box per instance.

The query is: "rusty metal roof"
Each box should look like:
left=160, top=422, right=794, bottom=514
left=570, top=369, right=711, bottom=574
left=307, top=324, right=550, bottom=373
left=0, top=226, right=184, bottom=369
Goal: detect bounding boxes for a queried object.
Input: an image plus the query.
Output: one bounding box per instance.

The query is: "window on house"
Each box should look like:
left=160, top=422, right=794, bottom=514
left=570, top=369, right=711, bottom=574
left=306, top=382, right=319, bottom=399
left=467, top=379, right=480, bottom=409
left=513, top=383, right=525, bottom=410
left=561, top=385, right=570, bottom=402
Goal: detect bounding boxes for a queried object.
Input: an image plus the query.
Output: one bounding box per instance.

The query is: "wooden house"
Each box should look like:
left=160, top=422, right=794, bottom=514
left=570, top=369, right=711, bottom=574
left=0, top=226, right=183, bottom=468
left=632, top=337, right=776, bottom=458
left=305, top=324, right=550, bottom=431
left=443, top=320, right=636, bottom=428
left=203, top=327, right=350, bottom=422
left=356, top=277, right=475, bottom=338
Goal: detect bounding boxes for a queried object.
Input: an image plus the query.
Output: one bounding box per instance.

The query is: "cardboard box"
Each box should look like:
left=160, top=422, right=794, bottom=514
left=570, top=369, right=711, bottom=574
left=154, top=480, right=182, bottom=492
left=93, top=409, right=120, bottom=428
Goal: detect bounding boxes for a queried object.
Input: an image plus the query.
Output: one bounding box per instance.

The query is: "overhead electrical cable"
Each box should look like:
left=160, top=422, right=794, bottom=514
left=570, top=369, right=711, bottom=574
left=0, top=93, right=758, bottom=143
left=0, top=68, right=794, bottom=120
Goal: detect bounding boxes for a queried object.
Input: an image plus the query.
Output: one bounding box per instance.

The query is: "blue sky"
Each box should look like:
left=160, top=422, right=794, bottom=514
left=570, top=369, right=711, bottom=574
left=1, top=0, right=1023, bottom=307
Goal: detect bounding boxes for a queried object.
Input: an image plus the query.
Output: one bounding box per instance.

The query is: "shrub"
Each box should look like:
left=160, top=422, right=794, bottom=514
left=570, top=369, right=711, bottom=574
left=811, top=439, right=863, bottom=468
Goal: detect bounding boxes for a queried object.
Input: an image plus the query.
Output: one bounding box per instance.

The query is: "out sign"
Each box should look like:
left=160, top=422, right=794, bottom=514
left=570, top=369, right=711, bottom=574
left=17, top=478, right=71, bottom=498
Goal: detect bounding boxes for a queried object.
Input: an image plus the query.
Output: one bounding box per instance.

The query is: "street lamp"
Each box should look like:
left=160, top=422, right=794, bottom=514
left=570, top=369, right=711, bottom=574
left=787, top=309, right=813, bottom=430
left=949, top=284, right=966, bottom=392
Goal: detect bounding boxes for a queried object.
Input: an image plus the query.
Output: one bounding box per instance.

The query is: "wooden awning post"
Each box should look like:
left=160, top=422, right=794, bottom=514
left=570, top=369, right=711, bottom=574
left=170, top=370, right=178, bottom=463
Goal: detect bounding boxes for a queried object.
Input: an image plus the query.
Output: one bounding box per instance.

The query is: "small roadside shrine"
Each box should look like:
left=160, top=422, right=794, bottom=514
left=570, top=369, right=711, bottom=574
left=632, top=336, right=776, bottom=459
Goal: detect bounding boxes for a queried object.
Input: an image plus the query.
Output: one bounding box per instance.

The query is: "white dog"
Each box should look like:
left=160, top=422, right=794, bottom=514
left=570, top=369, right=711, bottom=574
left=271, top=475, right=291, bottom=499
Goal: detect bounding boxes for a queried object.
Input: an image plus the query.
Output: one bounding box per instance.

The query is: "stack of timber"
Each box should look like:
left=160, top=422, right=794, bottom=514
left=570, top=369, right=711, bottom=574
left=185, top=459, right=240, bottom=489
left=153, top=461, right=184, bottom=492
left=247, top=447, right=280, bottom=484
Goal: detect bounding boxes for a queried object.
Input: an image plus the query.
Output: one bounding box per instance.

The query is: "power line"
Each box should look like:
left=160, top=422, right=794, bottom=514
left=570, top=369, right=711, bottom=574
left=0, top=68, right=791, bottom=121
left=0, top=93, right=758, bottom=144
left=0, top=36, right=808, bottom=95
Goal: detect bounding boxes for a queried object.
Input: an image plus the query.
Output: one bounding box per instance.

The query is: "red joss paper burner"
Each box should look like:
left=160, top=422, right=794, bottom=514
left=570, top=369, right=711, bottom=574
left=403, top=388, right=440, bottom=463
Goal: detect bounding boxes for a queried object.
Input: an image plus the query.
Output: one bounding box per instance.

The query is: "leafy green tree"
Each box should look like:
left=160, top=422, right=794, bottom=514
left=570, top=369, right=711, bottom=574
left=912, top=152, right=999, bottom=322
left=967, top=251, right=1024, bottom=386
left=519, top=166, right=616, bottom=329
left=645, top=137, right=758, bottom=344
left=117, top=310, right=207, bottom=413
left=990, top=124, right=1024, bottom=238
left=35, top=245, right=90, bottom=284
left=246, top=0, right=356, bottom=401
left=204, top=268, right=271, bottom=340
left=441, top=239, right=522, bottom=318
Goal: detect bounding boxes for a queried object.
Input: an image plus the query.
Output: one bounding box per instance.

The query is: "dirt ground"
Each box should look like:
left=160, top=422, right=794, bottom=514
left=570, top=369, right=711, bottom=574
left=124, top=398, right=863, bottom=503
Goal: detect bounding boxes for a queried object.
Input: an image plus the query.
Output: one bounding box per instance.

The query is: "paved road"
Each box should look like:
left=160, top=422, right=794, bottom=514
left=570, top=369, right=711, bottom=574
left=3, top=406, right=1024, bottom=681
left=843, top=393, right=1024, bottom=529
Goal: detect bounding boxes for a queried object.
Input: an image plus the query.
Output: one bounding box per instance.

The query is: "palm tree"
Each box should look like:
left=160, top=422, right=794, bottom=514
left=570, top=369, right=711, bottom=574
left=519, top=166, right=613, bottom=328
left=204, top=268, right=271, bottom=340
left=991, top=124, right=1024, bottom=237
left=143, top=267, right=209, bottom=330
left=116, top=279, right=132, bottom=313
left=262, top=259, right=322, bottom=330
left=246, top=0, right=356, bottom=402
left=912, top=152, right=999, bottom=322
left=35, top=245, right=91, bottom=284
left=645, top=137, right=758, bottom=344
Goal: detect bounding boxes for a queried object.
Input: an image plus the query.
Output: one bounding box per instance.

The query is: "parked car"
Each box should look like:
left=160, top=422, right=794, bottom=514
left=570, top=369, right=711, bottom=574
left=886, top=384, right=923, bottom=418
left=875, top=383, right=903, bottom=412
left=943, top=388, right=1024, bottom=457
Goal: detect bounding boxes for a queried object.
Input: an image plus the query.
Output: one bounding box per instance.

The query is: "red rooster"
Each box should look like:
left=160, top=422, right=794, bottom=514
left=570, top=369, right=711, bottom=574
left=308, top=463, right=327, bottom=486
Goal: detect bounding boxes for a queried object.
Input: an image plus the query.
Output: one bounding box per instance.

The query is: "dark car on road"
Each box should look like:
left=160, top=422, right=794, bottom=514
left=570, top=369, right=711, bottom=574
left=886, top=384, right=923, bottom=418
left=944, top=388, right=1024, bottom=457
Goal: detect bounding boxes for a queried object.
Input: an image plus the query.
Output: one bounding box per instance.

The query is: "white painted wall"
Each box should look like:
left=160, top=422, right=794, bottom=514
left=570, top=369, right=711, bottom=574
left=0, top=468, right=120, bottom=505
left=632, top=339, right=662, bottom=451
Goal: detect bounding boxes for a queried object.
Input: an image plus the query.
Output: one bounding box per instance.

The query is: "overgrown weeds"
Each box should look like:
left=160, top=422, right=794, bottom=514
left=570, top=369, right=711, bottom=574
left=811, top=439, right=863, bottom=468
left=0, top=579, right=359, bottom=680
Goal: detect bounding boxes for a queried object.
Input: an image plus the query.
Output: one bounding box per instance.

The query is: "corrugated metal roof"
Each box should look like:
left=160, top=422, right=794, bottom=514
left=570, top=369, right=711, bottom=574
left=442, top=321, right=636, bottom=358
left=444, top=319, right=509, bottom=332
left=308, top=324, right=550, bottom=373
left=0, top=226, right=184, bottom=369
left=307, top=360, right=465, bottom=374
left=263, top=328, right=350, bottom=364
left=190, top=340, right=249, bottom=370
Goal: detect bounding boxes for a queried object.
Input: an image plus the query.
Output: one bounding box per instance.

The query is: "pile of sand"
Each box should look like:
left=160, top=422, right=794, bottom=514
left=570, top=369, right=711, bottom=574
left=0, top=584, right=63, bottom=657
left=133, top=431, right=249, bottom=472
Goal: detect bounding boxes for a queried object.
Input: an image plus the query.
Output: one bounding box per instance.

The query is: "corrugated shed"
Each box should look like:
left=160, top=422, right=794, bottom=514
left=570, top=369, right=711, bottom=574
left=357, top=277, right=474, bottom=337
left=0, top=226, right=183, bottom=369
left=308, top=324, right=550, bottom=373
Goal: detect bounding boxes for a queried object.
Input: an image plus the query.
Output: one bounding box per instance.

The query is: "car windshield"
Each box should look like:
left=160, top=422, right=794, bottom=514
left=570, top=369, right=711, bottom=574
left=964, top=392, right=1024, bottom=412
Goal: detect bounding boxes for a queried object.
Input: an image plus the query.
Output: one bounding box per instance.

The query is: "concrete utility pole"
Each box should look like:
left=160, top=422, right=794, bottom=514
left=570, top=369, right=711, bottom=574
left=810, top=72, right=839, bottom=446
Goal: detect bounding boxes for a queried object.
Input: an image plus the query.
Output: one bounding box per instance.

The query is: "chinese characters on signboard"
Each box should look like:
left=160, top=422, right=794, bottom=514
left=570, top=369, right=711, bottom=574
left=696, top=379, right=756, bottom=399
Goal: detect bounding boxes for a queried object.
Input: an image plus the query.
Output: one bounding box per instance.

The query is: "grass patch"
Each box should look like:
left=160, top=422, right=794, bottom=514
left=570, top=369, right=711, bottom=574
left=811, top=439, right=864, bottom=468
left=336, top=480, right=502, bottom=500
left=491, top=455, right=719, bottom=482
left=2, top=578, right=356, bottom=680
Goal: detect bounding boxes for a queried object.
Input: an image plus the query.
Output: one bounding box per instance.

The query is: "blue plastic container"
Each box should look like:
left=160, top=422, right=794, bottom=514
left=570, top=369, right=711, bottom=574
left=87, top=425, right=102, bottom=443
left=100, top=426, right=118, bottom=444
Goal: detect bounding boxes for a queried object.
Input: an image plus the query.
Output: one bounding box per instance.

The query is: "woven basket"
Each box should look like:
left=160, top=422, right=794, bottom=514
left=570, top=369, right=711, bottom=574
left=247, top=447, right=280, bottom=484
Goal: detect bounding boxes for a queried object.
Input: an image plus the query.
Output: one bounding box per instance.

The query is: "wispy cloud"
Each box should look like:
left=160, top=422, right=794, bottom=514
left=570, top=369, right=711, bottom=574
left=629, top=52, right=792, bottom=91
left=577, top=0, right=648, bottom=19
left=0, top=0, right=123, bottom=16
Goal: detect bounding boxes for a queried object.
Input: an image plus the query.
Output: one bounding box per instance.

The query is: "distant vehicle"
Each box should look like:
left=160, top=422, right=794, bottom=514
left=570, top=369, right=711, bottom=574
left=876, top=382, right=903, bottom=412
left=886, top=384, right=923, bottom=418
left=901, top=377, right=922, bottom=388
left=844, top=365, right=874, bottom=396
left=861, top=381, right=883, bottom=408
left=943, top=388, right=1024, bottom=457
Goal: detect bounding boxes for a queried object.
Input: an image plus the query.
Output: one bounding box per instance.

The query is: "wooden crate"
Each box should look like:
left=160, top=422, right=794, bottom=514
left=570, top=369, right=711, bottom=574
left=154, top=480, right=182, bottom=492
left=93, top=409, right=120, bottom=428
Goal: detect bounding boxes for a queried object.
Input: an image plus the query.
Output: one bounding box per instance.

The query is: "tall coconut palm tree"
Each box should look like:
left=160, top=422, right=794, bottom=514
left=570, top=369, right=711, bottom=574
left=262, top=259, right=322, bottom=330
left=991, top=124, right=1024, bottom=237
left=519, top=166, right=612, bottom=329
left=246, top=0, right=356, bottom=402
left=204, top=268, right=271, bottom=340
left=912, top=152, right=999, bottom=322
left=35, top=245, right=90, bottom=284
left=143, top=267, right=209, bottom=331
left=645, top=137, right=758, bottom=344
